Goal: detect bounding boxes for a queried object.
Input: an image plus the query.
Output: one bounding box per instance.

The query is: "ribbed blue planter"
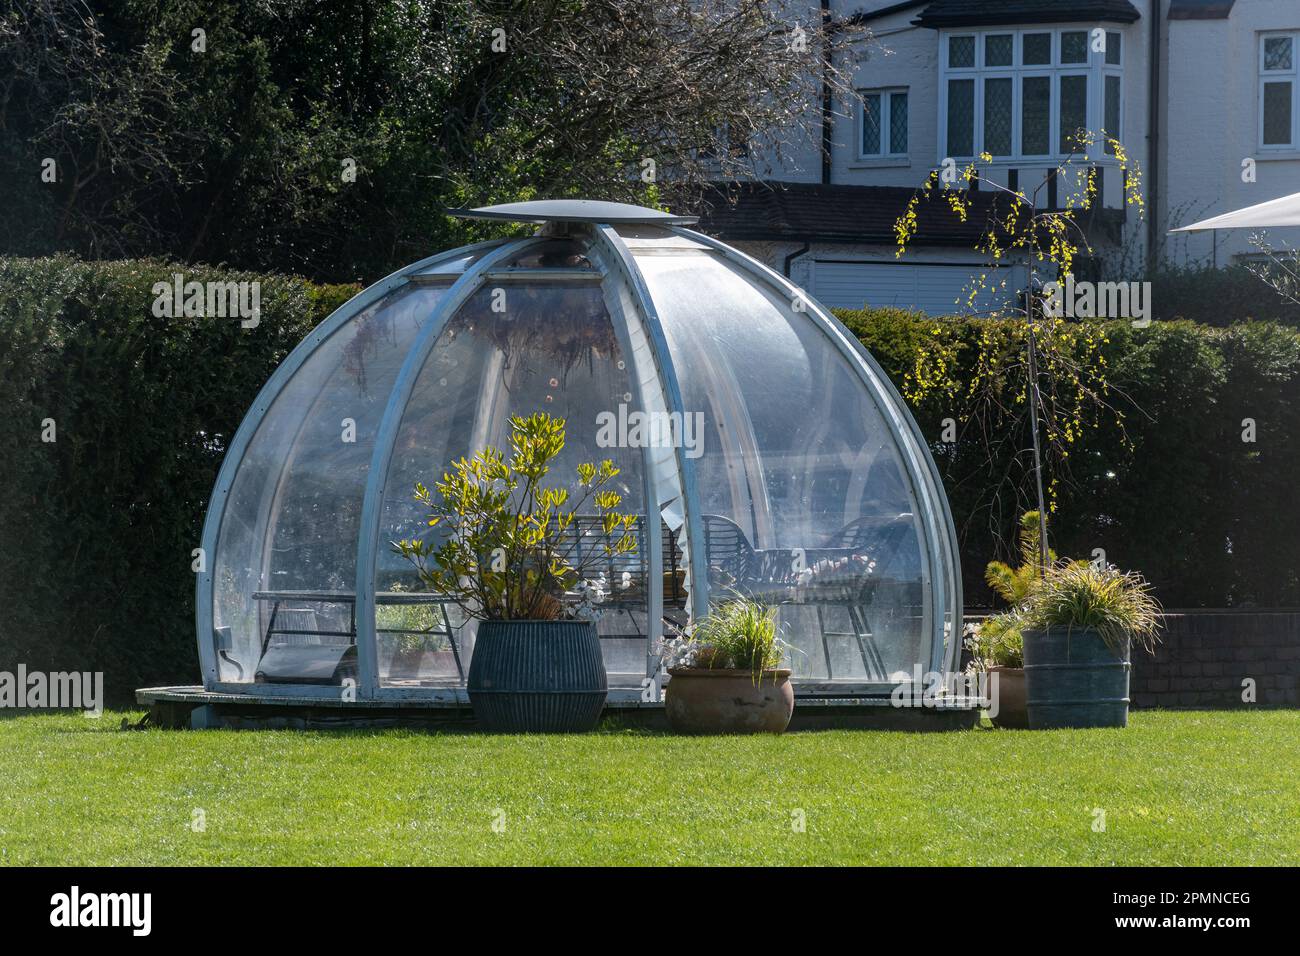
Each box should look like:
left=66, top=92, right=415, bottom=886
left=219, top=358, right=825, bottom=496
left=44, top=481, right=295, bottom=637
left=467, top=620, right=607, bottom=733
left=1024, top=627, right=1131, bottom=729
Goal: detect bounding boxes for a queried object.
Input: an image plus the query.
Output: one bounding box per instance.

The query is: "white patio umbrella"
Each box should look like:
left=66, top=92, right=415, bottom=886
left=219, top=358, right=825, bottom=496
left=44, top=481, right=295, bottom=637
left=1172, top=190, right=1300, bottom=232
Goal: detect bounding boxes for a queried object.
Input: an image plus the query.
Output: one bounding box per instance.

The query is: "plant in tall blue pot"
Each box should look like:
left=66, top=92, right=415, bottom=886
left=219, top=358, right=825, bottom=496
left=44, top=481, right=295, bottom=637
left=394, top=412, right=637, bottom=733
left=1021, top=562, right=1162, bottom=729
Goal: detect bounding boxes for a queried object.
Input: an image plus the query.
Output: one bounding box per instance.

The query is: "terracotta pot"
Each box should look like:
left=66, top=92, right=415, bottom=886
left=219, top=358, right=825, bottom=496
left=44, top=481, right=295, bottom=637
left=665, top=667, right=794, bottom=735
left=987, top=665, right=1028, bottom=728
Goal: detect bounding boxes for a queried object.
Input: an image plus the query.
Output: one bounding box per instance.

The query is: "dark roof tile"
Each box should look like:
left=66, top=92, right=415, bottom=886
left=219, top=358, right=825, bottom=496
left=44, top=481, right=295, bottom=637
left=1168, top=0, right=1236, bottom=20
left=687, top=181, right=1015, bottom=247
left=914, top=0, right=1141, bottom=28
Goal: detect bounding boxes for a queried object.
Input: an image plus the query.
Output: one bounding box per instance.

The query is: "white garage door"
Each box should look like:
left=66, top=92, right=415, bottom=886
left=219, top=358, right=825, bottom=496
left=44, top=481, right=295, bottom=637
left=812, top=260, right=1019, bottom=316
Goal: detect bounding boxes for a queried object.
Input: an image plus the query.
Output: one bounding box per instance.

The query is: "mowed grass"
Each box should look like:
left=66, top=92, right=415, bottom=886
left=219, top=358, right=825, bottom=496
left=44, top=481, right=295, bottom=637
left=0, top=709, right=1295, bottom=866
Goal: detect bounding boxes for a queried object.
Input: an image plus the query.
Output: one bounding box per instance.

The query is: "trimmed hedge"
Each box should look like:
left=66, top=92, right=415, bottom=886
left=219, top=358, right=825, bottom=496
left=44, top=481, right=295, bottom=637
left=1145, top=265, right=1300, bottom=327
left=838, top=306, right=1300, bottom=610
left=0, top=258, right=357, bottom=701
left=2, top=257, right=1298, bottom=699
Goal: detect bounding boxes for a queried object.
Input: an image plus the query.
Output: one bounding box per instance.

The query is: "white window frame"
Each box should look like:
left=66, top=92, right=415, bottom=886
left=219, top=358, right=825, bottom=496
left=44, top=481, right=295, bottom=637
left=857, top=87, right=910, bottom=160
left=938, top=25, right=1123, bottom=163
left=1259, top=32, right=1298, bottom=151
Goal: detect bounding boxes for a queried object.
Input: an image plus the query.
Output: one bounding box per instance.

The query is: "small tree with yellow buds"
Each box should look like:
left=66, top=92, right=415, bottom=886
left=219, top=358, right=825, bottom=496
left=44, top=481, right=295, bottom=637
left=895, top=130, right=1145, bottom=569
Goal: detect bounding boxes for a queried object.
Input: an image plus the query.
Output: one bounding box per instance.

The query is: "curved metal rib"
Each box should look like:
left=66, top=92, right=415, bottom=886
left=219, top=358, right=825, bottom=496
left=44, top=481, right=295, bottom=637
left=589, top=224, right=711, bottom=625
left=352, top=237, right=544, bottom=697
left=585, top=231, right=667, bottom=686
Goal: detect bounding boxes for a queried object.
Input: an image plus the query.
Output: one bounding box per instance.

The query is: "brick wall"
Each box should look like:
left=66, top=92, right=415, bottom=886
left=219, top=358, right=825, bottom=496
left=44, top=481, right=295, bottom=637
left=1130, top=611, right=1300, bottom=708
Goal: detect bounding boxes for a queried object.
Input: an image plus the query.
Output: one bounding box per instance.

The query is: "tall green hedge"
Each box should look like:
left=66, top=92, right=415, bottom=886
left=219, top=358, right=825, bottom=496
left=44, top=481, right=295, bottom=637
left=837, top=306, right=1300, bottom=610
left=1145, top=265, right=1300, bottom=327
left=2, top=257, right=1298, bottom=700
left=0, top=258, right=357, bottom=701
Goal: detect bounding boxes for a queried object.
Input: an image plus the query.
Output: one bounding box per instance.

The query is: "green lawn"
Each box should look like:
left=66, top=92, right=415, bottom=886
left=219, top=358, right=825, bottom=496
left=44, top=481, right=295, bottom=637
left=0, top=709, right=1295, bottom=866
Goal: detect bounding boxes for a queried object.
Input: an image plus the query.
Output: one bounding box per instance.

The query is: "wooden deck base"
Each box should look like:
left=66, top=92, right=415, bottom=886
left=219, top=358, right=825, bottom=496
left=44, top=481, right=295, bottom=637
left=137, top=685, right=981, bottom=732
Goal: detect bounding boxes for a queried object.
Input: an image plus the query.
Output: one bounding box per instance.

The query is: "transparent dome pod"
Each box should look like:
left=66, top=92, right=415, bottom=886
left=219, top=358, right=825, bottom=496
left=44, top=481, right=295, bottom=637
left=197, top=202, right=960, bottom=702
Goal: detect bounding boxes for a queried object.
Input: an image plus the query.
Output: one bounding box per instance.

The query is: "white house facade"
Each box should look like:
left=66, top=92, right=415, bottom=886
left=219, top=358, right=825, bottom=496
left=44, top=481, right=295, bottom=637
left=1163, top=0, right=1300, bottom=267
left=692, top=0, right=1300, bottom=315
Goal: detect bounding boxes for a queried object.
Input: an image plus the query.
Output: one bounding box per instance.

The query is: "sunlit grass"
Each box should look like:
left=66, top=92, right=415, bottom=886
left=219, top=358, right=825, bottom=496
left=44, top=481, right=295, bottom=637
left=0, top=709, right=1294, bottom=866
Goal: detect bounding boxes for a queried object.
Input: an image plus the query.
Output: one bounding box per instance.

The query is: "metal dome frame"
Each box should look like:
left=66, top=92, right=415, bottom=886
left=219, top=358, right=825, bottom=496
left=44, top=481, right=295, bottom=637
left=195, top=202, right=961, bottom=704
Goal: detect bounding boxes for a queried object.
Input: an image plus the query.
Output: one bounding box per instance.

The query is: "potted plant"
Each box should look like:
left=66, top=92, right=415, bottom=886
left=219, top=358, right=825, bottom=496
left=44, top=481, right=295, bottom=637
left=395, top=411, right=637, bottom=732
left=661, top=598, right=794, bottom=734
left=1021, top=561, right=1162, bottom=729
left=965, top=612, right=1027, bottom=728
left=968, top=511, right=1053, bottom=728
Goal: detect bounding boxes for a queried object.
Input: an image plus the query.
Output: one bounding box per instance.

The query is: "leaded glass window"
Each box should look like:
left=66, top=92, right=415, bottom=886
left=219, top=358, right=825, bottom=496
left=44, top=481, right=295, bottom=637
left=1021, top=76, right=1050, bottom=156
left=947, top=79, right=974, bottom=156
left=1061, top=31, right=1087, bottom=64
left=890, top=91, right=909, bottom=154
left=983, top=78, right=1013, bottom=156
left=985, top=34, right=1013, bottom=68
left=1059, top=74, right=1088, bottom=153
left=1023, top=33, right=1051, bottom=66
left=1265, top=37, right=1292, bottom=72
left=949, top=35, right=975, bottom=69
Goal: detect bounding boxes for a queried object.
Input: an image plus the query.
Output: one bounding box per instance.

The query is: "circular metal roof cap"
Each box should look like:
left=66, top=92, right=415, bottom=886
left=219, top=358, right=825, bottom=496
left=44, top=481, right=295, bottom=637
left=448, top=198, right=697, bottom=225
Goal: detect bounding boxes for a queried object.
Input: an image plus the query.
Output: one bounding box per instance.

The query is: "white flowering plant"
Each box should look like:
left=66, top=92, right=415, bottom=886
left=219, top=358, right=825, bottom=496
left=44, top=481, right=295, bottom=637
left=567, top=575, right=609, bottom=623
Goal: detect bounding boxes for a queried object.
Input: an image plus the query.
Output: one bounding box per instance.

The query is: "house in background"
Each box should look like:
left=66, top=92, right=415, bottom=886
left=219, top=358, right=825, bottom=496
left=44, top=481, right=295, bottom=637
left=694, top=0, right=1300, bottom=315
left=1163, top=0, right=1300, bottom=269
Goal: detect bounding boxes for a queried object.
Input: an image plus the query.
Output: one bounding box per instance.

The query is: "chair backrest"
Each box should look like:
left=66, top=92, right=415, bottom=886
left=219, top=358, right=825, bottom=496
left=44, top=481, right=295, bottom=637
left=561, top=514, right=643, bottom=584
left=273, top=607, right=322, bottom=646
left=700, top=513, right=755, bottom=585
left=826, top=513, right=913, bottom=569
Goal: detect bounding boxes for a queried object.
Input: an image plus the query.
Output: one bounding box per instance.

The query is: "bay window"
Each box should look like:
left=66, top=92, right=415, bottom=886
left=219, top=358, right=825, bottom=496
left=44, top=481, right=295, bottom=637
left=939, top=27, right=1124, bottom=161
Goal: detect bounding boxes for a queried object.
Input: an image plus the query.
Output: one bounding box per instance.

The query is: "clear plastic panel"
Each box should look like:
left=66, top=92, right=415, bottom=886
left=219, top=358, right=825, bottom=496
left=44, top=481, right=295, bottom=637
left=500, top=239, right=596, bottom=270
left=411, top=247, right=496, bottom=276
left=635, top=251, right=934, bottom=684
left=211, top=285, right=444, bottom=683
left=371, top=280, right=647, bottom=688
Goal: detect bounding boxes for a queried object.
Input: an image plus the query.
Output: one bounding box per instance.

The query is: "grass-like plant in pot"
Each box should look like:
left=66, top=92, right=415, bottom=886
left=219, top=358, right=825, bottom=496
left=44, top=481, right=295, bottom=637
left=968, top=510, right=1053, bottom=728
left=394, top=411, right=637, bottom=733
left=966, top=612, right=1027, bottom=729
left=1020, top=561, right=1162, bottom=730
left=661, top=597, right=794, bottom=735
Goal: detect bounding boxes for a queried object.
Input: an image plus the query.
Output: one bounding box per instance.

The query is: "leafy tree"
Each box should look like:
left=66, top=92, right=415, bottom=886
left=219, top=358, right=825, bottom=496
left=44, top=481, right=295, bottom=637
left=2, top=0, right=862, bottom=282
